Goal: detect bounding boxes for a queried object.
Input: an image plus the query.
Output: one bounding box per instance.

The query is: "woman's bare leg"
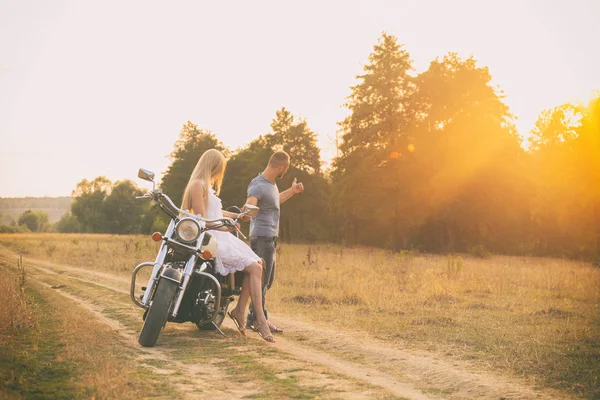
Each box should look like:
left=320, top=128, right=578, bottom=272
left=245, top=262, right=274, bottom=342
left=231, top=272, right=251, bottom=319
left=230, top=262, right=273, bottom=341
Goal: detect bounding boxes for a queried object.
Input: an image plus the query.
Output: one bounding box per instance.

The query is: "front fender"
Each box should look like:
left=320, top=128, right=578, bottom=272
left=161, top=265, right=182, bottom=284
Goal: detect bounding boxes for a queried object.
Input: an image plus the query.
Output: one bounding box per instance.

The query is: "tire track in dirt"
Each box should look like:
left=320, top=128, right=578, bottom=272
left=8, top=253, right=132, bottom=284
left=267, top=316, right=570, bottom=400
left=29, top=265, right=433, bottom=399
left=2, top=251, right=413, bottom=399
left=30, top=277, right=261, bottom=399
left=1, top=248, right=572, bottom=399
left=3, top=254, right=434, bottom=398
left=268, top=336, right=432, bottom=400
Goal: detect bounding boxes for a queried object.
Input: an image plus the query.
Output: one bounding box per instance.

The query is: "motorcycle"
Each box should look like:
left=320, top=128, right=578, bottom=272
left=130, top=168, right=258, bottom=347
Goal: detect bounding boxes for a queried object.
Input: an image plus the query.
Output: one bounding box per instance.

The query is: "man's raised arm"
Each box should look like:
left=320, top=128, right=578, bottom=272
left=280, top=178, right=304, bottom=205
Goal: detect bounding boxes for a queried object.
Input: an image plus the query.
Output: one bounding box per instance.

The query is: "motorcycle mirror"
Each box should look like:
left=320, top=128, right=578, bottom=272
left=138, top=168, right=155, bottom=182
left=226, top=205, right=242, bottom=214
left=242, top=204, right=260, bottom=218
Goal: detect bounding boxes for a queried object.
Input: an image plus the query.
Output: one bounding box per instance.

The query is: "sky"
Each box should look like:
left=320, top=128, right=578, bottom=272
left=1, top=0, right=599, bottom=197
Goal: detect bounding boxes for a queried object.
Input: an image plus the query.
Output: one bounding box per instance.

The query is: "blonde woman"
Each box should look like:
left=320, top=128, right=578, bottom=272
left=181, top=149, right=274, bottom=343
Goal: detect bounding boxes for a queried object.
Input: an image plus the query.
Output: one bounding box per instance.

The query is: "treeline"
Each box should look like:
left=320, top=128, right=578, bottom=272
left=53, top=178, right=155, bottom=234
left=0, top=197, right=72, bottom=211
left=51, top=107, right=330, bottom=242
left=45, top=33, right=600, bottom=260
left=0, top=197, right=72, bottom=225
left=328, top=33, right=599, bottom=260
left=0, top=210, right=50, bottom=233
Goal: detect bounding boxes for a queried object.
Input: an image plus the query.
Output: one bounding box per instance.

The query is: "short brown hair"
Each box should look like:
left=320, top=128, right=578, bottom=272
left=268, top=150, right=290, bottom=168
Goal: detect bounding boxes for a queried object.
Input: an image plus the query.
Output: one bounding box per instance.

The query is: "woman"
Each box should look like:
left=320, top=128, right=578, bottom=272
left=181, top=149, right=274, bottom=343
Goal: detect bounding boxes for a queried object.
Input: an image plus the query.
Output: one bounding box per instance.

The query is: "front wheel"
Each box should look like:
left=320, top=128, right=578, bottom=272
left=138, top=279, right=178, bottom=347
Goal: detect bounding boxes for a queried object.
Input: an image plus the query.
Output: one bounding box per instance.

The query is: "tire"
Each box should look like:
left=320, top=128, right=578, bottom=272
left=197, top=301, right=229, bottom=331
left=138, top=279, right=178, bottom=347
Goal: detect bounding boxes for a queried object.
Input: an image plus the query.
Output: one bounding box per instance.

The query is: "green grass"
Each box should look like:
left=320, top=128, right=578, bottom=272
left=0, top=287, right=82, bottom=399
left=4, top=234, right=599, bottom=398
left=27, top=272, right=379, bottom=399
left=0, top=261, right=178, bottom=400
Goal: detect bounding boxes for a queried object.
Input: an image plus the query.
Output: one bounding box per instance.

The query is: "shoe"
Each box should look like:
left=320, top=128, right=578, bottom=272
left=256, top=321, right=275, bottom=343
left=227, top=311, right=247, bottom=336
left=268, top=322, right=283, bottom=334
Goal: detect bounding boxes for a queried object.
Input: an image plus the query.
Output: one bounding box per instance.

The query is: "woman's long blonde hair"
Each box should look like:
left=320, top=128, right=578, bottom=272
left=181, top=149, right=227, bottom=212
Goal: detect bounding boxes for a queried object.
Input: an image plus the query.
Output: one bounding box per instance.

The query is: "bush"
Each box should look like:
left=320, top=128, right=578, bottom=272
left=53, top=212, right=81, bottom=233
left=0, top=224, right=30, bottom=234
left=17, top=210, right=49, bottom=232
left=469, top=244, right=491, bottom=258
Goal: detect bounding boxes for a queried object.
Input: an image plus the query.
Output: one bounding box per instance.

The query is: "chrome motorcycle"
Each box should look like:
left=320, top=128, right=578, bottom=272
left=130, top=168, right=258, bottom=347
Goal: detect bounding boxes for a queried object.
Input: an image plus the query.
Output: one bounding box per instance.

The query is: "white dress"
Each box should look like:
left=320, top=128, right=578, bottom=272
left=203, top=183, right=261, bottom=276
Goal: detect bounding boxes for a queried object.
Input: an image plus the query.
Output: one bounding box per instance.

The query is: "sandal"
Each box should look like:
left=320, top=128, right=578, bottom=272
left=256, top=321, right=276, bottom=343
left=227, top=311, right=247, bottom=336
left=268, top=322, right=283, bottom=334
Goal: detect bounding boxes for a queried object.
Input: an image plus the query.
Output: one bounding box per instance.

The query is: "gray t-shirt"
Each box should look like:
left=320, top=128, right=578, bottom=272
left=248, top=174, right=280, bottom=237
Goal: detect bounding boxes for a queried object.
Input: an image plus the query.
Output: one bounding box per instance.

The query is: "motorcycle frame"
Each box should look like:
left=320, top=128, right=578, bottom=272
left=130, top=171, right=254, bottom=326
left=130, top=221, right=222, bottom=322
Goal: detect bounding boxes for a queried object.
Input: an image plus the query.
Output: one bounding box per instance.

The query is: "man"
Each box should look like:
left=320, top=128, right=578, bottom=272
left=245, top=150, right=304, bottom=333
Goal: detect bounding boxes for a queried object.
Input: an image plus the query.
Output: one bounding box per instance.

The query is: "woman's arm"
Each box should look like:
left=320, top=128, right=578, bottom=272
left=189, top=180, right=234, bottom=232
left=222, top=209, right=252, bottom=222
left=189, top=180, right=207, bottom=218
left=222, top=210, right=238, bottom=218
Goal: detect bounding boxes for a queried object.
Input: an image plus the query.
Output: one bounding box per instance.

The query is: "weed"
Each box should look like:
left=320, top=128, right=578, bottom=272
left=445, top=255, right=463, bottom=279
left=17, top=255, right=26, bottom=290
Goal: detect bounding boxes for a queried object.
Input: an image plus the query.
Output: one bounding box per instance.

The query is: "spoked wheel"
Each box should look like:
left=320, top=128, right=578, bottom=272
left=138, top=278, right=178, bottom=347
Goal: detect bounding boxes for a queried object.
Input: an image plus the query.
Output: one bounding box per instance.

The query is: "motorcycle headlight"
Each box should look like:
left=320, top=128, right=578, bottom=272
left=175, top=218, right=200, bottom=243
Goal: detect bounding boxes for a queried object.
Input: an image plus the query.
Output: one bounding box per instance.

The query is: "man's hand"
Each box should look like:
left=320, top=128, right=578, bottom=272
left=291, top=178, right=304, bottom=194
left=280, top=178, right=304, bottom=204
left=238, top=214, right=252, bottom=222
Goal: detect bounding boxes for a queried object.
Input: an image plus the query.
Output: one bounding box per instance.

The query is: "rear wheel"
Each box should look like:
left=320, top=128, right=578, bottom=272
left=138, top=279, right=178, bottom=347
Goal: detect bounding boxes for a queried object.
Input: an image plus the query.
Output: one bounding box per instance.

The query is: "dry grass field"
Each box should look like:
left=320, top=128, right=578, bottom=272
left=273, top=245, right=600, bottom=394
left=0, top=233, right=598, bottom=399
left=0, top=256, right=175, bottom=399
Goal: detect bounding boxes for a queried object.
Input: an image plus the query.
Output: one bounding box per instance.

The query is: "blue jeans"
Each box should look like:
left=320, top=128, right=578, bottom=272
left=248, top=236, right=276, bottom=321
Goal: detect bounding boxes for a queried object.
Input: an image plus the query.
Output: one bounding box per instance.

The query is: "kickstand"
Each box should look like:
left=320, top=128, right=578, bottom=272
left=213, top=321, right=227, bottom=337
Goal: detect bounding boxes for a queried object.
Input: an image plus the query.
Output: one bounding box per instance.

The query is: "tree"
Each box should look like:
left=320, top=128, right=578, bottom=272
left=408, top=53, right=526, bottom=253
left=574, top=96, right=600, bottom=261
left=220, top=108, right=330, bottom=242
left=68, top=177, right=151, bottom=234
left=268, top=108, right=322, bottom=174
left=160, top=121, right=228, bottom=208
left=220, top=135, right=272, bottom=210
left=53, top=212, right=81, bottom=233
left=528, top=103, right=583, bottom=255
left=529, top=103, right=582, bottom=151
left=104, top=180, right=150, bottom=234
left=332, top=32, right=415, bottom=248
left=529, top=96, right=600, bottom=259
left=71, top=177, right=112, bottom=233
left=17, top=210, right=49, bottom=232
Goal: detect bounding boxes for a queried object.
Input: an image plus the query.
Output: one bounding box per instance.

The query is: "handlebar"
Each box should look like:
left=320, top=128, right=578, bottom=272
left=139, top=189, right=250, bottom=239
left=201, top=207, right=251, bottom=239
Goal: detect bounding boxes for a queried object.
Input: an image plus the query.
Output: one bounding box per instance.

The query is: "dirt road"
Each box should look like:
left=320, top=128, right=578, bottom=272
left=0, top=249, right=573, bottom=399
